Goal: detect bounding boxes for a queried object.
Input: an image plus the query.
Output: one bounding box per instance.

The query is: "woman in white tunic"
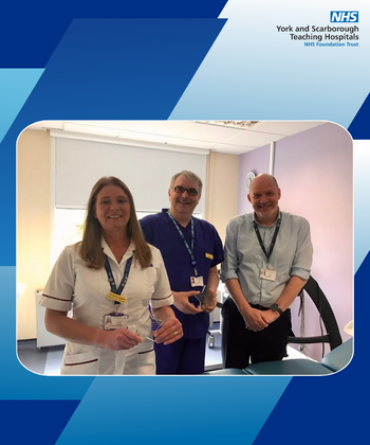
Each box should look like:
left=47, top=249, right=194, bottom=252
left=39, top=176, right=183, bottom=375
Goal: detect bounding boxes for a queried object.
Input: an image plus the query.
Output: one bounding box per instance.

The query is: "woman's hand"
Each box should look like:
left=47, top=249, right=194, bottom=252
left=100, top=328, right=143, bottom=351
left=153, top=317, right=183, bottom=346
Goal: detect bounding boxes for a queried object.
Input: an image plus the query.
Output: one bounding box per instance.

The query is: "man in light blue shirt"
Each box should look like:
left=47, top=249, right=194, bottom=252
left=221, top=174, right=313, bottom=369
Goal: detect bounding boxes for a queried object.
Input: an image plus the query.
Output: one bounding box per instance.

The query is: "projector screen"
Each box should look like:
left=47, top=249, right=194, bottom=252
left=53, top=136, right=207, bottom=213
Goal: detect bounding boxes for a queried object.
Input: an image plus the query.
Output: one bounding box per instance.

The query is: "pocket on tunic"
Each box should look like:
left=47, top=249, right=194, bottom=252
left=62, top=349, right=99, bottom=375
left=138, top=348, right=154, bottom=355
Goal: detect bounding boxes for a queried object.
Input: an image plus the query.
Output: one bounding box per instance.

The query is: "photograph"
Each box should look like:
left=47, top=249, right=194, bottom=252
left=17, top=120, right=352, bottom=377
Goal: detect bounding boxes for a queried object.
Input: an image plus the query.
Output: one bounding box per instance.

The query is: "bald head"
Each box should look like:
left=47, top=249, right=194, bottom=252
left=249, top=174, right=279, bottom=193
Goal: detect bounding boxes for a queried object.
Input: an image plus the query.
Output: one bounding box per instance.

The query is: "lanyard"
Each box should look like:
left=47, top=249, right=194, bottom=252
left=253, top=217, right=281, bottom=262
left=167, top=211, right=198, bottom=276
left=104, top=256, right=133, bottom=297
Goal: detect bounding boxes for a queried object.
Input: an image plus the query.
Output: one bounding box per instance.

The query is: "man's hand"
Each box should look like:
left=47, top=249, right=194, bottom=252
left=172, top=291, right=203, bottom=315
left=261, top=309, right=280, bottom=325
left=202, top=288, right=218, bottom=313
left=241, top=307, right=269, bottom=332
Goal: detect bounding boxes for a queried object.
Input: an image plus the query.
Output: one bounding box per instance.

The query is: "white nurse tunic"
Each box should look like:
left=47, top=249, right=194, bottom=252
left=39, top=239, right=173, bottom=375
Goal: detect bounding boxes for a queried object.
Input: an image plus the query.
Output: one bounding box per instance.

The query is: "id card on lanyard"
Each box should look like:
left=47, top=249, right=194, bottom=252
left=167, top=211, right=204, bottom=287
left=104, top=256, right=133, bottom=330
left=254, top=217, right=281, bottom=282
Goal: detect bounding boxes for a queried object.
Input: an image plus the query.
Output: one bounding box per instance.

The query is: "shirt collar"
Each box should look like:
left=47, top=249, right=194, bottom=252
left=252, top=210, right=282, bottom=228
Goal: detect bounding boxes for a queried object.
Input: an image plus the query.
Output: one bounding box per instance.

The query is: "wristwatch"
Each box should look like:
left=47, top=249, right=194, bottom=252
left=270, top=303, right=283, bottom=316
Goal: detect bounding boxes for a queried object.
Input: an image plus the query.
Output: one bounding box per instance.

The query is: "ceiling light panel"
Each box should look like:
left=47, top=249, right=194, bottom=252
left=200, top=120, right=261, bottom=129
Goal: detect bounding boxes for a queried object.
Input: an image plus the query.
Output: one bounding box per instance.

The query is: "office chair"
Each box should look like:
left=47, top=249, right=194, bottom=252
left=205, top=276, right=349, bottom=375
left=288, top=276, right=342, bottom=351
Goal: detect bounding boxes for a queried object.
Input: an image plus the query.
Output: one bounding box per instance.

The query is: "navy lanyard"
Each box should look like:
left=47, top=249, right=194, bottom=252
left=104, top=256, right=133, bottom=297
left=167, top=211, right=198, bottom=276
left=253, top=217, right=281, bottom=262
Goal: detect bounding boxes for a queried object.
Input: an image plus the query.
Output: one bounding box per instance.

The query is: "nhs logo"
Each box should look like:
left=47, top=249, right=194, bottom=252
left=330, top=11, right=358, bottom=22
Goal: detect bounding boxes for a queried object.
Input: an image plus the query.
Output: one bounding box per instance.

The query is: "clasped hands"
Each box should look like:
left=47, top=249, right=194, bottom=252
left=242, top=307, right=280, bottom=332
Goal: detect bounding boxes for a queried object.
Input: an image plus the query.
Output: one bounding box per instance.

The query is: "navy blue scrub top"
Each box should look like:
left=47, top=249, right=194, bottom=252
left=140, top=209, right=224, bottom=338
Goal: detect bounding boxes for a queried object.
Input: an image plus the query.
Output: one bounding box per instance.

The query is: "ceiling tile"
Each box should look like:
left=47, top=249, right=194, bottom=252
left=63, top=122, right=121, bottom=137
left=27, top=120, right=329, bottom=155
left=210, top=143, right=256, bottom=155
left=168, top=137, right=215, bottom=150
left=175, top=121, right=242, bottom=143
left=117, top=129, right=168, bottom=144
left=117, top=120, right=192, bottom=137
left=226, top=130, right=287, bottom=147
left=254, top=121, right=325, bottom=136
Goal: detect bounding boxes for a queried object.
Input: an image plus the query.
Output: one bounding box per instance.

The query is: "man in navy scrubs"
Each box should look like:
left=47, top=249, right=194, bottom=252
left=140, top=171, right=224, bottom=374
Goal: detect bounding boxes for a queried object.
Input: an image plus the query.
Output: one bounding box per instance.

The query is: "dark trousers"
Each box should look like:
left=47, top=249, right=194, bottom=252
left=154, top=336, right=206, bottom=375
left=221, top=298, right=292, bottom=369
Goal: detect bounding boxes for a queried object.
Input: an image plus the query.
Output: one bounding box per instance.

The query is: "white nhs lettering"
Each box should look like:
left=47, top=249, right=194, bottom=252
left=330, top=11, right=358, bottom=22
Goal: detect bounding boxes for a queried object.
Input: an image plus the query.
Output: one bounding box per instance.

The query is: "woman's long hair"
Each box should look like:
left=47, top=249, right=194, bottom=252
left=77, top=176, right=152, bottom=269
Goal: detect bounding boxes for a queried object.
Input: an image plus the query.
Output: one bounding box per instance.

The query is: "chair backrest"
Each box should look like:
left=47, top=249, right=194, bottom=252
left=288, top=276, right=342, bottom=351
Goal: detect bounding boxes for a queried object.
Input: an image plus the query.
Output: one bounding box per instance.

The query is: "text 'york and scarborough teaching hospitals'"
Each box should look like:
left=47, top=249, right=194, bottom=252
left=276, top=24, right=359, bottom=48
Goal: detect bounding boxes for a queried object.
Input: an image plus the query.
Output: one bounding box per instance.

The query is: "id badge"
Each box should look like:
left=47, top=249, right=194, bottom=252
left=104, top=313, right=129, bottom=331
left=190, top=276, right=204, bottom=287
left=260, top=268, right=277, bottom=282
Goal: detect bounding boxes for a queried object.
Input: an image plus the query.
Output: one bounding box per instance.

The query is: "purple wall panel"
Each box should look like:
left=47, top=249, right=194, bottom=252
left=238, top=144, right=270, bottom=215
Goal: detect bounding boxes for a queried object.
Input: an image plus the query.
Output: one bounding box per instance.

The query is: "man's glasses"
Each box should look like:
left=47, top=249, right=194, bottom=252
left=173, top=186, right=199, bottom=197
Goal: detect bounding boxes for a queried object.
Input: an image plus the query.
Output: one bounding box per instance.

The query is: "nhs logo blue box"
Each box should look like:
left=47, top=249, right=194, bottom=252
left=330, top=11, right=358, bottom=22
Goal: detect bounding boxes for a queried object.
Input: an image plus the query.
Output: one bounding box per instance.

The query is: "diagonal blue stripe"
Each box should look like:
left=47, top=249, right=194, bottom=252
left=0, top=401, right=80, bottom=445
left=348, top=92, right=370, bottom=139
left=0, top=69, right=44, bottom=144
left=0, top=1, right=229, bottom=67
left=19, top=19, right=226, bottom=121
left=55, top=376, right=291, bottom=445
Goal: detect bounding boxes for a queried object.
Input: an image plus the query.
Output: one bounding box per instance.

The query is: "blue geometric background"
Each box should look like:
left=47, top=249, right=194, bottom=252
left=1, top=1, right=366, bottom=443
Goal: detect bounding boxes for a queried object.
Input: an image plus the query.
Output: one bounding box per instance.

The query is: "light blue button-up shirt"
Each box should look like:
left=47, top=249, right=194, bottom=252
left=221, top=211, right=313, bottom=307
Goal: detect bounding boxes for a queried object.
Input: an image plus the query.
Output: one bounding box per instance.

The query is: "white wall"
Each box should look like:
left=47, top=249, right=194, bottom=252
left=17, top=130, right=239, bottom=339
left=17, top=129, right=51, bottom=339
